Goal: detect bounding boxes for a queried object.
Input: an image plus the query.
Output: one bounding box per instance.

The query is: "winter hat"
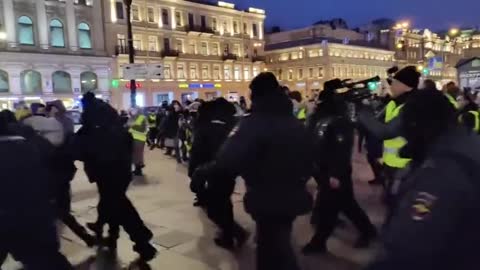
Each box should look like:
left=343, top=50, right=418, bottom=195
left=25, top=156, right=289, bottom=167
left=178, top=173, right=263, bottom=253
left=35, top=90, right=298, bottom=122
left=249, top=72, right=281, bottom=100
left=394, top=66, right=421, bottom=89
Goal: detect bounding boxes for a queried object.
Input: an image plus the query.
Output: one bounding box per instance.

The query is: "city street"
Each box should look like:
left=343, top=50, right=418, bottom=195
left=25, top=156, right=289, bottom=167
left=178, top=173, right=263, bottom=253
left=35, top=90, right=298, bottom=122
left=3, top=148, right=385, bottom=270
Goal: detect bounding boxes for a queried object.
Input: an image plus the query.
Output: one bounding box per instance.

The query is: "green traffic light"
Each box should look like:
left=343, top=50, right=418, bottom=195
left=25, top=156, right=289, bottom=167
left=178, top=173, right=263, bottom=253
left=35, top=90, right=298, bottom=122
left=367, top=81, right=377, bottom=91
left=422, top=68, right=430, bottom=75
left=111, top=79, right=120, bottom=88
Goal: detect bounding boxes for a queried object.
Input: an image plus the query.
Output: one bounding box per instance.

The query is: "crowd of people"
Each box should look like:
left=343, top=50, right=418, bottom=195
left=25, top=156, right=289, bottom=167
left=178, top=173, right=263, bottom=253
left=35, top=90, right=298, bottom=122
left=1, top=66, right=480, bottom=270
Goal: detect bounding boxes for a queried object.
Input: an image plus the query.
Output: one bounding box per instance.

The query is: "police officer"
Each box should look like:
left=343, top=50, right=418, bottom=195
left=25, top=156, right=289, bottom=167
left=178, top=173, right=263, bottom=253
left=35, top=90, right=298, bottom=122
left=443, top=81, right=460, bottom=109
left=0, top=110, right=72, bottom=269
left=193, top=73, right=313, bottom=270
left=129, top=108, right=148, bottom=176
left=458, top=89, right=479, bottom=134
left=303, top=80, right=377, bottom=255
left=189, top=98, right=248, bottom=250
left=146, top=110, right=157, bottom=147
left=357, top=66, right=421, bottom=218
left=73, top=93, right=156, bottom=261
left=366, top=89, right=480, bottom=270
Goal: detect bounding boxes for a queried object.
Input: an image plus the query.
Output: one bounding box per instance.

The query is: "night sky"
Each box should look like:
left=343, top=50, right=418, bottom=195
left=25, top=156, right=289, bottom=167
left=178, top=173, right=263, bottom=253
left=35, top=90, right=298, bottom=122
left=234, top=0, right=480, bottom=31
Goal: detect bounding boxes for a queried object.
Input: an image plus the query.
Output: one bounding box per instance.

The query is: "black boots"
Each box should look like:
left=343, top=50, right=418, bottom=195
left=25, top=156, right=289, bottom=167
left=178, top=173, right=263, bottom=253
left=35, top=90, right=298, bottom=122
left=214, top=225, right=249, bottom=251
left=133, top=243, right=158, bottom=262
left=133, top=164, right=145, bottom=176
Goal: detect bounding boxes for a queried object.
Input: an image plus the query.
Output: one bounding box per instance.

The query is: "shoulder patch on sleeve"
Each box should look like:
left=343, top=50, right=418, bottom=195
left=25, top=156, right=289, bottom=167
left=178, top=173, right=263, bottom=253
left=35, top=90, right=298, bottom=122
left=411, top=192, right=437, bottom=221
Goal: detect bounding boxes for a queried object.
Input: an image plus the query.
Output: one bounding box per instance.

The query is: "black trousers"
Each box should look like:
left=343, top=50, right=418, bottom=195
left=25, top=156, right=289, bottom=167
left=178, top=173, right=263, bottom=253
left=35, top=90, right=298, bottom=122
left=147, top=127, right=158, bottom=146
left=255, top=215, right=300, bottom=270
left=95, top=172, right=152, bottom=244
left=311, top=174, right=375, bottom=245
left=0, top=223, right=72, bottom=270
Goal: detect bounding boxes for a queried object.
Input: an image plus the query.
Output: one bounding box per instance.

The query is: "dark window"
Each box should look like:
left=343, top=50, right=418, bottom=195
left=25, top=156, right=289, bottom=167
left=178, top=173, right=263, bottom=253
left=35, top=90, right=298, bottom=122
left=163, top=38, right=170, bottom=51
left=115, top=2, right=124, bottom=19
left=201, top=15, right=206, bottom=28
left=188, top=13, right=194, bottom=27
left=162, top=9, right=169, bottom=25
left=252, top=23, right=258, bottom=37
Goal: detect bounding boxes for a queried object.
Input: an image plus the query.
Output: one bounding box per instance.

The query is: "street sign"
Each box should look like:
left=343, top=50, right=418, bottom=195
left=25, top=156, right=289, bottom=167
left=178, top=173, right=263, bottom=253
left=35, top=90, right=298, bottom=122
left=122, top=64, right=164, bottom=80
left=147, top=64, right=164, bottom=79
left=123, top=64, right=148, bottom=80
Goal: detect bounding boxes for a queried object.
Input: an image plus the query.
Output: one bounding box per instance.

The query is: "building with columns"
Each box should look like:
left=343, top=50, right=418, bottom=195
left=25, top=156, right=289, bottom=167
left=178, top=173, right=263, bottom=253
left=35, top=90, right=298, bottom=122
left=104, top=0, right=266, bottom=109
left=265, top=24, right=395, bottom=98
left=0, top=0, right=112, bottom=110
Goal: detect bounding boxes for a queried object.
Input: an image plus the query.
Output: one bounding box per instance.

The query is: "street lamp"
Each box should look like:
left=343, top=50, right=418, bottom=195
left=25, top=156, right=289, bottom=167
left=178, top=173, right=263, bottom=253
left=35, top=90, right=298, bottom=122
left=124, top=0, right=137, bottom=108
left=449, top=28, right=459, bottom=36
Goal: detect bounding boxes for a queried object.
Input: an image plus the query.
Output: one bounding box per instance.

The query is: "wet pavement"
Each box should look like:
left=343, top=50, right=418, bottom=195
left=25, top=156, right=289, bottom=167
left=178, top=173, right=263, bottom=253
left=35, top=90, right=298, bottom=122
left=2, top=147, right=385, bottom=270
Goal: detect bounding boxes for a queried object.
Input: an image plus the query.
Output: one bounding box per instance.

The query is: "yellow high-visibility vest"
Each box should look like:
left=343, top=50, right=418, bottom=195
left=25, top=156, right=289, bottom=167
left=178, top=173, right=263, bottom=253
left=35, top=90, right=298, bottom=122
left=147, top=114, right=156, bottom=128
left=383, top=100, right=411, bottom=168
left=129, top=115, right=147, bottom=142
left=297, top=108, right=307, bottom=120
left=445, top=94, right=459, bottom=109
left=469, top=111, right=480, bottom=133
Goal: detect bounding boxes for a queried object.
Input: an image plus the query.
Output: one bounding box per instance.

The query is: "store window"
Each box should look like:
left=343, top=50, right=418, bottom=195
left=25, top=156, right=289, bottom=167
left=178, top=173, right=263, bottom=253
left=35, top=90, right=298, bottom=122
left=50, top=19, right=65, bottom=47
left=156, top=93, right=170, bottom=105
left=20, top=70, right=42, bottom=94
left=52, top=71, right=72, bottom=93
left=80, top=72, right=97, bottom=93
left=18, top=16, right=34, bottom=45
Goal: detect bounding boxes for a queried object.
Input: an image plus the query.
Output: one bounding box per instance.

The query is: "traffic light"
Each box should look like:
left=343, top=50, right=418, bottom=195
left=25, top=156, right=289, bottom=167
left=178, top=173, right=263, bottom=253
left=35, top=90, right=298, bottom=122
left=111, top=79, right=120, bottom=89
left=422, top=68, right=430, bottom=76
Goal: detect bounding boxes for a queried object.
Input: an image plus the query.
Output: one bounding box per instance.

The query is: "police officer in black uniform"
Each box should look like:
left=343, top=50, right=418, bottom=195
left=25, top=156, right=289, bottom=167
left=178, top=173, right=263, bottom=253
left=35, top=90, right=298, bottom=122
left=367, top=89, right=480, bottom=270
left=303, top=79, right=377, bottom=255
left=193, top=73, right=313, bottom=270
left=72, top=93, right=157, bottom=262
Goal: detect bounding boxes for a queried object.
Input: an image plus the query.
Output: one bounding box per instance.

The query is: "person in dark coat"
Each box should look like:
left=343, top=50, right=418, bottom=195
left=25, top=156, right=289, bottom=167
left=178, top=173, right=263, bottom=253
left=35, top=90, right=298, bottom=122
left=193, top=73, right=313, bottom=270
left=303, top=80, right=377, bottom=255
left=189, top=98, right=248, bottom=250
left=160, top=100, right=182, bottom=162
left=0, top=110, right=73, bottom=270
left=367, top=89, right=480, bottom=270
left=72, top=93, right=157, bottom=262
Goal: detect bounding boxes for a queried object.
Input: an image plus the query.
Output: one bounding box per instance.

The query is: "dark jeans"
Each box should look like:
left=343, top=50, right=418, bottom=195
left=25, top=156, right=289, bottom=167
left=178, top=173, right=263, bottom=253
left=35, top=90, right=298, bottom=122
left=147, top=127, right=158, bottom=146
left=255, top=215, right=300, bottom=270
left=0, top=224, right=72, bottom=270
left=95, top=172, right=153, bottom=244
left=311, top=174, right=376, bottom=245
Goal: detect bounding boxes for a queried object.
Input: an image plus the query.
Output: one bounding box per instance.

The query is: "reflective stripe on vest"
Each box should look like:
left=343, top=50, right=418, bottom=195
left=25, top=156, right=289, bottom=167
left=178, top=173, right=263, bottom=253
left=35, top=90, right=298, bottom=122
left=383, top=100, right=411, bottom=168
left=469, top=111, right=480, bottom=133
left=297, top=108, right=307, bottom=120
left=148, top=115, right=156, bottom=128
left=129, top=115, right=147, bottom=142
left=445, top=94, right=459, bottom=109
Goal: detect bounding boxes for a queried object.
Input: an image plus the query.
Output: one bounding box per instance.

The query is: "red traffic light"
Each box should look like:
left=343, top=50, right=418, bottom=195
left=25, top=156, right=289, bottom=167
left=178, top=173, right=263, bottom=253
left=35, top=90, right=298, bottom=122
left=125, top=82, right=142, bottom=88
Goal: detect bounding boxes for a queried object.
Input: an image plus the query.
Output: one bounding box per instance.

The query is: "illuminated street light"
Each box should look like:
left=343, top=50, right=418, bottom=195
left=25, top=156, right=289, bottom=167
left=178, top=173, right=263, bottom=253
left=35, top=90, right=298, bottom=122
left=396, top=43, right=403, bottom=49
left=0, top=32, right=6, bottom=40
left=417, top=65, right=424, bottom=71
left=449, top=28, right=459, bottom=36
left=401, top=22, right=409, bottom=28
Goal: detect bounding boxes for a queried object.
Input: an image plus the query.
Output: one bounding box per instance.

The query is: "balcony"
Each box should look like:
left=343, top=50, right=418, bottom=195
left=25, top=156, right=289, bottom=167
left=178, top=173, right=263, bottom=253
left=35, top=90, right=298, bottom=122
left=222, top=53, right=238, bottom=62
left=115, top=46, right=162, bottom=58
left=252, top=55, right=266, bottom=63
left=161, top=49, right=180, bottom=59
left=186, top=25, right=215, bottom=37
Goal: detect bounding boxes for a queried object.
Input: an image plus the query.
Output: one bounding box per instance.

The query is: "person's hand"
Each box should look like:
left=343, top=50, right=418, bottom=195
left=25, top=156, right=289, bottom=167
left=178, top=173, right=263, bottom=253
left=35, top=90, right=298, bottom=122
left=329, top=177, right=341, bottom=189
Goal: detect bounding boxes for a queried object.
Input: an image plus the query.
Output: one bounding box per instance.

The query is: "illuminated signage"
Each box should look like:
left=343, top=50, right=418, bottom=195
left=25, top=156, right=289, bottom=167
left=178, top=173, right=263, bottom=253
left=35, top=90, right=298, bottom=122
left=218, top=1, right=235, bottom=9
left=125, top=82, right=143, bottom=88
left=248, top=7, right=265, bottom=14
left=178, top=83, right=222, bottom=89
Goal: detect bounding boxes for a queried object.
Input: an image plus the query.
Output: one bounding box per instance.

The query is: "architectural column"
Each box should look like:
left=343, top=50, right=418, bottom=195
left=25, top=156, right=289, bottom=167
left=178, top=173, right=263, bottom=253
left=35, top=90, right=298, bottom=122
left=36, top=66, right=55, bottom=94
left=36, top=0, right=49, bottom=49
left=93, top=66, right=111, bottom=93
left=170, top=7, right=176, bottom=29
left=93, top=0, right=106, bottom=52
left=66, top=0, right=78, bottom=51
left=259, top=21, right=264, bottom=40
left=3, top=0, right=16, bottom=47
left=68, top=68, right=83, bottom=94
left=7, top=66, right=23, bottom=95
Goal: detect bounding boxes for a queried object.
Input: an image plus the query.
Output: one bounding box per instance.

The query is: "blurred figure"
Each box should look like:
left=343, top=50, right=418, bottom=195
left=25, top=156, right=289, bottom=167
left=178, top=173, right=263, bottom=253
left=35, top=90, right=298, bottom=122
left=129, top=108, right=148, bottom=176
left=146, top=110, right=158, bottom=148
left=303, top=80, right=377, bottom=255
left=119, top=110, right=129, bottom=127
left=72, top=93, right=157, bottom=261
left=367, top=89, right=480, bottom=270
left=0, top=110, right=72, bottom=269
left=239, top=96, right=248, bottom=112
left=23, top=103, right=64, bottom=146
left=443, top=81, right=460, bottom=109
left=160, top=100, right=182, bottom=162
left=289, top=91, right=307, bottom=121
left=193, top=73, right=313, bottom=270
left=152, top=101, right=169, bottom=149
left=422, top=79, right=437, bottom=91
left=458, top=89, right=479, bottom=134
left=189, top=98, right=248, bottom=250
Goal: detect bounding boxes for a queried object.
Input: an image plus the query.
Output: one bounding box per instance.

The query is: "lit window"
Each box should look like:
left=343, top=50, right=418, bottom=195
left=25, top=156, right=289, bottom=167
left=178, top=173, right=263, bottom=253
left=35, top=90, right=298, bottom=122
left=52, top=71, right=72, bottom=93
left=177, top=64, right=185, bottom=79
left=234, top=66, right=241, bottom=80
left=190, top=65, right=198, bottom=79
left=0, top=70, right=9, bottom=93
left=201, top=42, right=208, bottom=55
left=233, top=21, right=239, bottom=34
left=50, top=19, right=65, bottom=47
left=308, top=68, right=314, bottom=78
left=243, top=67, right=250, bottom=80
left=175, top=11, right=182, bottom=27
left=202, top=65, right=210, bottom=79
left=131, top=5, right=140, bottom=21
left=147, top=7, right=155, bottom=23
left=164, top=64, right=171, bottom=79
left=318, top=67, right=324, bottom=78
left=189, top=40, right=196, bottom=54
left=133, top=35, right=142, bottom=50
left=21, top=70, right=42, bottom=94
left=18, top=16, right=34, bottom=45
left=224, top=65, right=231, bottom=80
left=212, top=43, right=219, bottom=56
left=233, top=44, right=240, bottom=56
left=309, top=50, right=319, bottom=57
left=80, top=72, right=97, bottom=93
left=253, top=66, right=259, bottom=77
left=176, top=39, right=184, bottom=53
left=288, top=70, right=293, bottom=80
left=78, top=23, right=92, bottom=49
left=291, top=52, right=298, bottom=60
left=280, top=53, right=289, bottom=61
left=298, top=69, right=303, bottom=80
left=148, top=36, right=157, bottom=51
left=213, top=65, right=221, bottom=80
left=299, top=51, right=304, bottom=59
